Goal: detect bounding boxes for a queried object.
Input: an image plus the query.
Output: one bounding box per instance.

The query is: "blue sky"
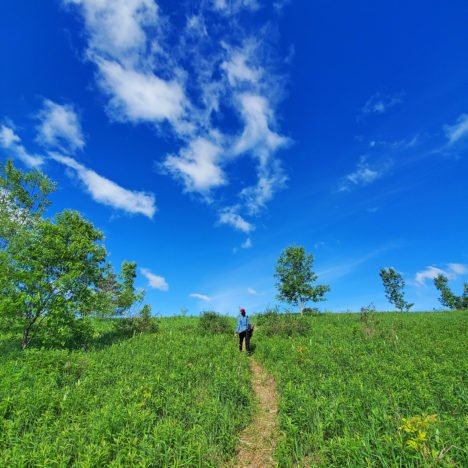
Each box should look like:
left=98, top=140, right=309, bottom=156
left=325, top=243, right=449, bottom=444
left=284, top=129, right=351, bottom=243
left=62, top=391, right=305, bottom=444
left=1, top=0, right=467, bottom=315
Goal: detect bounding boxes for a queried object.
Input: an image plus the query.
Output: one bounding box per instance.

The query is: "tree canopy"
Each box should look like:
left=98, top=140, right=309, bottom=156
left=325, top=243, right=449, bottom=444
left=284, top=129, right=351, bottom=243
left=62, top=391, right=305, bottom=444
left=274, top=246, right=330, bottom=314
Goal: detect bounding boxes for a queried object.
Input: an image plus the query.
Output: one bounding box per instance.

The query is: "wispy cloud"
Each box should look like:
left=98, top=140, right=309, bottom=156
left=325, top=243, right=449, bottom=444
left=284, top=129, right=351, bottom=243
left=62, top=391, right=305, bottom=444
left=319, top=244, right=399, bottom=282
left=95, top=58, right=185, bottom=124
left=219, top=208, right=254, bottom=233
left=0, top=124, right=44, bottom=167
left=163, top=137, right=226, bottom=194
left=189, top=293, right=211, bottom=301
left=447, top=263, right=468, bottom=275
left=36, top=100, right=85, bottom=152
left=414, top=263, right=468, bottom=285
left=50, top=153, right=156, bottom=218
left=211, top=0, right=260, bottom=14
left=444, top=114, right=468, bottom=145
left=64, top=0, right=290, bottom=232
left=361, top=91, right=403, bottom=116
left=339, top=155, right=389, bottom=192
left=140, top=267, right=168, bottom=291
left=241, top=237, right=253, bottom=249
left=247, top=287, right=260, bottom=295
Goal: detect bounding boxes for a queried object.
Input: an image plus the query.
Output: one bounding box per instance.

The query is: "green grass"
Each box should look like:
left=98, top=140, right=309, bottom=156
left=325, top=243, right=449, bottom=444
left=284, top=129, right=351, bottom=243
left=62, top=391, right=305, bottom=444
left=0, top=317, right=252, bottom=466
left=1, top=312, right=467, bottom=466
left=254, top=311, right=468, bottom=467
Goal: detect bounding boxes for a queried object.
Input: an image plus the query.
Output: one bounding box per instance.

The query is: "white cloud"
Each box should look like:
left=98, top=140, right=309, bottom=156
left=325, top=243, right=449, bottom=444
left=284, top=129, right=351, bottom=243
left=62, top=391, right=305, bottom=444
left=190, top=293, right=211, bottom=301
left=221, top=44, right=261, bottom=85
left=36, top=100, right=85, bottom=152
left=64, top=0, right=159, bottom=66
left=163, top=137, right=226, bottom=193
left=0, top=125, right=44, bottom=168
left=247, top=287, right=258, bottom=295
left=96, top=59, right=185, bottom=124
left=361, top=92, right=403, bottom=116
left=339, top=156, right=387, bottom=191
left=50, top=154, right=156, bottom=218
left=415, top=266, right=451, bottom=285
left=219, top=208, right=254, bottom=233
left=240, top=167, right=287, bottom=214
left=0, top=126, right=20, bottom=146
left=241, top=237, right=252, bottom=249
left=444, top=114, right=468, bottom=145
left=140, top=267, right=168, bottom=291
left=65, top=0, right=290, bottom=232
left=415, top=263, right=468, bottom=286
left=447, top=263, right=468, bottom=275
left=234, top=94, right=287, bottom=159
left=211, top=0, right=260, bottom=14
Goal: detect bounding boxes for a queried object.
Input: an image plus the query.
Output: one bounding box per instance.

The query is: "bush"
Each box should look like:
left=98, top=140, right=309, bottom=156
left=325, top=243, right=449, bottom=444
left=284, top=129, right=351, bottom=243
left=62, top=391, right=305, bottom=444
left=302, top=307, right=321, bottom=316
left=114, top=305, right=158, bottom=337
left=35, top=316, right=94, bottom=349
left=255, top=307, right=281, bottom=325
left=258, top=310, right=312, bottom=337
left=198, top=311, right=233, bottom=335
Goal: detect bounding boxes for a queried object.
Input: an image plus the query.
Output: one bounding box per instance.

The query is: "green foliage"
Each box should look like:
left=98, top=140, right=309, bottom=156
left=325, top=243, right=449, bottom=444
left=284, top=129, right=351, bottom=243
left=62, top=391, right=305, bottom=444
left=379, top=267, right=413, bottom=311
left=255, top=311, right=468, bottom=466
left=255, top=307, right=282, bottom=325
left=198, top=311, right=233, bottom=335
left=0, top=159, right=56, bottom=239
left=434, top=274, right=468, bottom=310
left=2, top=209, right=107, bottom=348
left=256, top=309, right=312, bottom=337
left=114, top=305, right=158, bottom=336
left=0, top=160, right=147, bottom=348
left=274, top=246, right=330, bottom=314
left=0, top=318, right=253, bottom=466
left=116, top=261, right=144, bottom=315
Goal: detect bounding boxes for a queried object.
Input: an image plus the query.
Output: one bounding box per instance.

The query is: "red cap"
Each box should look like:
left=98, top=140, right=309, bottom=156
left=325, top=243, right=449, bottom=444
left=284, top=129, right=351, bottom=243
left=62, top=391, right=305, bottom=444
left=240, top=308, right=246, bottom=313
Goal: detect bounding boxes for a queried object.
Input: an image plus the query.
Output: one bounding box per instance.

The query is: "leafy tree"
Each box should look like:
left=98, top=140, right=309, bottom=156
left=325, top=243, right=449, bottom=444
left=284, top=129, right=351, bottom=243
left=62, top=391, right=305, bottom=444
left=2, top=210, right=107, bottom=348
left=0, top=160, right=142, bottom=348
left=116, top=261, right=144, bottom=315
left=274, top=246, right=330, bottom=314
left=379, top=267, right=413, bottom=311
left=93, top=261, right=143, bottom=317
left=434, top=275, right=468, bottom=310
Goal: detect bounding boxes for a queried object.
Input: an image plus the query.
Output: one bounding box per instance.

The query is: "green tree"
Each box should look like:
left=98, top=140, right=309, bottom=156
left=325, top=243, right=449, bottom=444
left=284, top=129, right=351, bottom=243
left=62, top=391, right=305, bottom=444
left=434, top=275, right=468, bottom=310
left=0, top=160, right=131, bottom=348
left=379, top=267, right=413, bottom=311
left=93, top=261, right=143, bottom=317
left=116, top=261, right=144, bottom=315
left=274, top=246, right=330, bottom=314
left=2, top=210, right=107, bottom=348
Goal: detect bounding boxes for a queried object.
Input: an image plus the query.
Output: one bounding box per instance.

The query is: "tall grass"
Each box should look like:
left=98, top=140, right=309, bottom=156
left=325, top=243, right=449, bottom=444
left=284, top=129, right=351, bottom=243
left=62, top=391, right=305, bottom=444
left=0, top=317, right=252, bottom=466
left=255, top=311, right=468, bottom=466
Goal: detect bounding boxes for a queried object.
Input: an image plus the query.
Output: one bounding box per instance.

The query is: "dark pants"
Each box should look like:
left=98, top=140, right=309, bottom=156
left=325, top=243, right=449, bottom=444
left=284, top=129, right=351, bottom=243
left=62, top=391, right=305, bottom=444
left=239, top=331, right=250, bottom=351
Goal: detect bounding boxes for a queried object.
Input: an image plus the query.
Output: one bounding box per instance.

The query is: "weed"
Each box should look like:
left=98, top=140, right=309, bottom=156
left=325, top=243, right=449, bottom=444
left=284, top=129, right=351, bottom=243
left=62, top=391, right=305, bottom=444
left=198, top=311, right=233, bottom=335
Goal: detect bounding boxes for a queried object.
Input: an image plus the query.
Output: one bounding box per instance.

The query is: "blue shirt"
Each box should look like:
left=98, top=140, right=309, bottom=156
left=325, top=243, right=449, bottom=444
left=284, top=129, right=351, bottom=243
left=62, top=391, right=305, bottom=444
left=236, top=315, right=251, bottom=333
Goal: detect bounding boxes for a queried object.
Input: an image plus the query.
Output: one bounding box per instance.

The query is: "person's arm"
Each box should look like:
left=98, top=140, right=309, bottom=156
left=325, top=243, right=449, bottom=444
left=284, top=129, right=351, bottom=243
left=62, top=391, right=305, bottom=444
left=235, top=318, right=240, bottom=333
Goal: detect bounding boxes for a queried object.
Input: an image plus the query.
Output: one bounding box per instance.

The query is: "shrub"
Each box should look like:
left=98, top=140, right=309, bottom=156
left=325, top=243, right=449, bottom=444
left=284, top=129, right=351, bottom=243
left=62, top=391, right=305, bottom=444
left=258, top=310, right=311, bottom=337
left=255, top=307, right=281, bottom=326
left=114, top=305, right=158, bottom=337
left=198, top=311, right=233, bottom=335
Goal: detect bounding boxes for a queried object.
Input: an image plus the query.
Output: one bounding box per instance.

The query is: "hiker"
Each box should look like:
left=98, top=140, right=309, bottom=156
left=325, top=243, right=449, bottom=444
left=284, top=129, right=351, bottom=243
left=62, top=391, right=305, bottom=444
left=236, top=308, right=253, bottom=352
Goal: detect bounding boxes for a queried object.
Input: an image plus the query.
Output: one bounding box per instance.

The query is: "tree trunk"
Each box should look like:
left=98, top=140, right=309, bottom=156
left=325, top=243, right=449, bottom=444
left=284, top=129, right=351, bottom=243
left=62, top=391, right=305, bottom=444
left=21, top=327, right=30, bottom=349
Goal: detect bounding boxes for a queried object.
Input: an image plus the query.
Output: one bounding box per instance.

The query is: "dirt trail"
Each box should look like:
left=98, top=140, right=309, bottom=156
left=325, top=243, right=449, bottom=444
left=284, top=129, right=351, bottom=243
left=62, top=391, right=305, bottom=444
left=232, top=359, right=279, bottom=467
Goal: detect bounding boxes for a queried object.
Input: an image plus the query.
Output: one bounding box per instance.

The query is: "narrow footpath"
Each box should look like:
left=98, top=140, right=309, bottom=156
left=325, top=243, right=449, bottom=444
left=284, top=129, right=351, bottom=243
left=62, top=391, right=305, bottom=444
left=233, top=358, right=279, bottom=467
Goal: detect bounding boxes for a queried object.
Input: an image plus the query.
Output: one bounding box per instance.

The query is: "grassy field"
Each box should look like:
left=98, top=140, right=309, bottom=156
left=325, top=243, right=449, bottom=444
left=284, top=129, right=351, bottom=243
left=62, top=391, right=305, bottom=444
left=0, top=318, right=252, bottom=466
left=1, top=312, right=467, bottom=466
left=255, top=311, right=468, bottom=467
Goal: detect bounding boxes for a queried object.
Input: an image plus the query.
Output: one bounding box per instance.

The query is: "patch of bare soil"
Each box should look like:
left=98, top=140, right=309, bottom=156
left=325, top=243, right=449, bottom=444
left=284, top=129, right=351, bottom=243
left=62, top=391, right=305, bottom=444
left=231, top=359, right=279, bottom=467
